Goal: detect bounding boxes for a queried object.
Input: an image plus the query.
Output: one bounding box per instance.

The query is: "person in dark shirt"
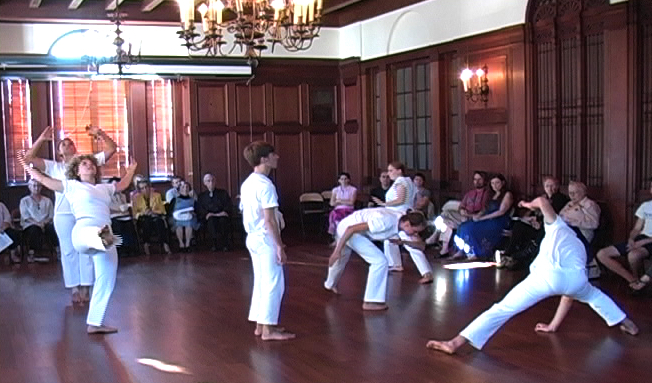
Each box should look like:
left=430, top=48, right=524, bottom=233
left=367, top=172, right=392, bottom=207
left=197, top=173, right=233, bottom=251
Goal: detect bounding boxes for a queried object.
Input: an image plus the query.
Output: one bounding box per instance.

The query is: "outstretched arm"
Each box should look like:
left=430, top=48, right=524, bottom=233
left=24, top=126, right=53, bottom=171
left=18, top=153, right=63, bottom=193
left=115, top=162, right=138, bottom=193
left=519, top=196, right=557, bottom=225
left=329, top=222, right=369, bottom=266
left=87, top=126, right=118, bottom=161
left=535, top=295, right=573, bottom=333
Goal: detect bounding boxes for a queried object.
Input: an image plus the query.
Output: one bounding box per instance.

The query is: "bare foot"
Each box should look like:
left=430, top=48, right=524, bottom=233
left=71, top=287, right=81, bottom=304
left=619, top=318, right=639, bottom=336
left=324, top=283, right=340, bottom=295
left=163, top=243, right=172, bottom=255
left=98, top=225, right=114, bottom=247
left=362, top=302, right=388, bottom=311
left=419, top=273, right=434, bottom=284
left=261, top=329, right=296, bottom=341
left=143, top=243, right=151, bottom=256
left=534, top=323, right=557, bottom=333
left=255, top=325, right=286, bottom=336
left=87, top=325, right=118, bottom=334
left=389, top=266, right=404, bottom=272
left=80, top=286, right=91, bottom=303
left=426, top=336, right=467, bottom=355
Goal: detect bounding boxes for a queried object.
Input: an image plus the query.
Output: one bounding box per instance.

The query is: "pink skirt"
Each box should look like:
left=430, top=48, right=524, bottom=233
left=328, top=206, right=355, bottom=235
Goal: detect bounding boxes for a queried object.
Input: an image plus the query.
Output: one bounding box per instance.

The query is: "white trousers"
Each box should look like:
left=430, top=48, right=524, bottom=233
left=54, top=213, right=94, bottom=288
left=71, top=224, right=118, bottom=326
left=325, top=233, right=388, bottom=303
left=247, top=234, right=285, bottom=326
left=460, top=269, right=627, bottom=349
left=383, top=231, right=432, bottom=276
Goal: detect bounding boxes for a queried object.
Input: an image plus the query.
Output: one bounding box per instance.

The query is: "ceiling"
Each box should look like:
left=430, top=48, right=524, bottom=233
left=0, top=0, right=415, bottom=27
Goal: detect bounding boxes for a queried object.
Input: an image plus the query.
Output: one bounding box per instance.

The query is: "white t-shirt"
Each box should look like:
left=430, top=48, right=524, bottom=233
left=635, top=200, right=652, bottom=237
left=385, top=176, right=415, bottom=213
left=43, top=152, right=106, bottom=215
left=336, top=207, right=403, bottom=241
left=240, top=172, right=278, bottom=236
left=19, top=195, right=54, bottom=229
left=61, top=179, right=115, bottom=226
left=530, top=216, right=586, bottom=273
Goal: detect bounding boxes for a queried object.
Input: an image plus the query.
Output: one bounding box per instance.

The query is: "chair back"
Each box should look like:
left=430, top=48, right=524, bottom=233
left=300, top=193, right=324, bottom=203
left=321, top=190, right=332, bottom=200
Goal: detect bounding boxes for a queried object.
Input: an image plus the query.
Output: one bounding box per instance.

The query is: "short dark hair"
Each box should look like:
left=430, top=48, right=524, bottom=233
left=338, top=172, right=351, bottom=180
left=414, top=173, right=426, bottom=181
left=399, top=211, right=427, bottom=227
left=473, top=170, right=487, bottom=181
left=243, top=141, right=275, bottom=167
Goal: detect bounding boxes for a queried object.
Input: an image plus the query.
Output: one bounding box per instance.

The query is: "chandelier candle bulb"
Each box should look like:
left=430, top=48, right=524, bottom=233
left=308, top=1, right=314, bottom=22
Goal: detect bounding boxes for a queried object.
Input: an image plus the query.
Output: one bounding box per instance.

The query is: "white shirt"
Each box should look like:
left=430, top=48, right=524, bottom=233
left=19, top=195, right=54, bottom=229
left=0, top=202, right=11, bottom=226
left=385, top=176, right=415, bottom=213
left=43, top=152, right=106, bottom=215
left=530, top=216, right=586, bottom=273
left=240, top=172, right=278, bottom=236
left=61, top=179, right=115, bottom=226
left=336, top=208, right=403, bottom=241
left=635, top=200, right=652, bottom=237
left=165, top=188, right=179, bottom=203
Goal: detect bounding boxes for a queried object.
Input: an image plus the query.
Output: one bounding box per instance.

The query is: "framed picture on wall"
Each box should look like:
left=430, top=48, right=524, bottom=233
left=310, top=86, right=336, bottom=125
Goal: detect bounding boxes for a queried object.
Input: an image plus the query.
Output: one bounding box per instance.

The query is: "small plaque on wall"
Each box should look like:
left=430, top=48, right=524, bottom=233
left=310, top=87, right=336, bottom=125
left=474, top=133, right=500, bottom=156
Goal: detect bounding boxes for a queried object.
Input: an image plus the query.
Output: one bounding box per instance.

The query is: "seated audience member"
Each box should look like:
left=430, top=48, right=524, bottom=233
left=453, top=173, right=514, bottom=260
left=197, top=173, right=233, bottom=252
left=426, top=171, right=491, bottom=255
left=0, top=201, right=21, bottom=263
left=129, top=174, right=146, bottom=202
left=498, top=177, right=569, bottom=269
left=328, top=172, right=358, bottom=235
left=107, top=177, right=139, bottom=257
left=558, top=181, right=600, bottom=246
left=368, top=172, right=392, bottom=207
left=165, top=175, right=182, bottom=204
left=19, top=179, right=57, bottom=262
left=170, top=181, right=200, bottom=252
left=597, top=179, right=652, bottom=291
left=372, top=162, right=415, bottom=213
left=630, top=264, right=652, bottom=292
left=132, top=180, right=171, bottom=255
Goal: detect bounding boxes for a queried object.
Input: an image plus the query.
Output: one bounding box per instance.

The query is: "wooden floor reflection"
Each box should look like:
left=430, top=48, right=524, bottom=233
left=1, top=239, right=650, bottom=383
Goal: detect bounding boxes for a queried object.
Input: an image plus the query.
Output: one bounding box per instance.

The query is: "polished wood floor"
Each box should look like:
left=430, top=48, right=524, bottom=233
left=1, top=233, right=651, bottom=383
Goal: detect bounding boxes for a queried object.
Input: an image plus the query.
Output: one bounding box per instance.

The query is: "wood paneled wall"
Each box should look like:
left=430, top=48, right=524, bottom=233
left=189, top=60, right=340, bottom=217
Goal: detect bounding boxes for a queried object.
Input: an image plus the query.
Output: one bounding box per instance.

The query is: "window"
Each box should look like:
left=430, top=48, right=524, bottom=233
left=448, top=57, right=462, bottom=181
left=1, top=79, right=32, bottom=184
left=638, top=10, right=652, bottom=189
left=370, top=69, right=383, bottom=172
left=53, top=80, right=130, bottom=178
left=394, top=62, right=431, bottom=170
left=146, top=79, right=174, bottom=179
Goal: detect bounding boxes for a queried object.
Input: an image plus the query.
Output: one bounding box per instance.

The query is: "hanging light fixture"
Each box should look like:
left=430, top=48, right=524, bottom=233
left=176, top=0, right=323, bottom=58
left=86, top=9, right=140, bottom=75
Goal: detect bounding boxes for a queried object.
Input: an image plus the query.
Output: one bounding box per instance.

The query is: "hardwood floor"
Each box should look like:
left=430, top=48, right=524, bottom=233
left=1, top=237, right=650, bottom=383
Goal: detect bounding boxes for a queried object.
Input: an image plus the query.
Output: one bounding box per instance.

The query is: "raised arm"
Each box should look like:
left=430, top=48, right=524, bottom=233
left=115, top=162, right=138, bottom=193
left=19, top=161, right=63, bottom=193
left=87, top=126, right=117, bottom=161
left=23, top=126, right=53, bottom=171
left=519, top=196, right=557, bottom=224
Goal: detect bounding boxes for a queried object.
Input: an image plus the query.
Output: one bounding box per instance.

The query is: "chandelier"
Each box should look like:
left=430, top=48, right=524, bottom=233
left=86, top=10, right=140, bottom=75
left=177, top=0, right=323, bottom=58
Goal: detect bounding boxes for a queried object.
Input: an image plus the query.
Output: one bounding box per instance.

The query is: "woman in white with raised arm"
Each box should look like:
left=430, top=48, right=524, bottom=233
left=24, top=126, right=117, bottom=304
left=20, top=153, right=136, bottom=334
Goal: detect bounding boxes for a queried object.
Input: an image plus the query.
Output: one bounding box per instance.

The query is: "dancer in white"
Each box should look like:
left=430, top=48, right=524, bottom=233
left=426, top=196, right=638, bottom=355
left=20, top=153, right=136, bottom=334
left=24, top=126, right=116, bottom=304
left=326, top=209, right=428, bottom=310
left=240, top=141, right=295, bottom=341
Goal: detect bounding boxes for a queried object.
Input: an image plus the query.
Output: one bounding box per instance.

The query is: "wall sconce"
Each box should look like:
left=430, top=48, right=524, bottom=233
left=460, top=64, right=489, bottom=104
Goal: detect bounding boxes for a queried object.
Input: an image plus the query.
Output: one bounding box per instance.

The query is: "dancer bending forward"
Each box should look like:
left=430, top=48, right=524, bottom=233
left=427, top=196, right=638, bottom=355
left=21, top=153, right=137, bottom=334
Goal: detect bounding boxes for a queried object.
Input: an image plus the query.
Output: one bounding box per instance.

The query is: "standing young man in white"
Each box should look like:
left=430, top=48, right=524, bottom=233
left=426, top=196, right=638, bottom=355
left=240, top=141, right=295, bottom=341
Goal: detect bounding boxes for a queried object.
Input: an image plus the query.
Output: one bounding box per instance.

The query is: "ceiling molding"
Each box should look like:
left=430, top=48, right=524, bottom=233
left=68, top=0, right=85, bottom=10
left=142, top=0, right=167, bottom=13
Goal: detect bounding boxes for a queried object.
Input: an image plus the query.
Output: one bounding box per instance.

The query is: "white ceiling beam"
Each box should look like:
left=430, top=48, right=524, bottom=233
left=68, top=0, right=85, bottom=10
left=142, top=0, right=167, bottom=12
left=105, top=0, right=127, bottom=11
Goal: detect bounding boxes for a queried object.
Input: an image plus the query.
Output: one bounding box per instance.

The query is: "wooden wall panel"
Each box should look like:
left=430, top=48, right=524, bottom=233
left=196, top=84, right=227, bottom=125
left=273, top=134, right=303, bottom=215
left=197, top=134, right=229, bottom=191
left=309, top=133, right=338, bottom=192
left=343, top=83, right=359, bottom=123
left=236, top=84, right=266, bottom=126
left=272, top=86, right=301, bottom=125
